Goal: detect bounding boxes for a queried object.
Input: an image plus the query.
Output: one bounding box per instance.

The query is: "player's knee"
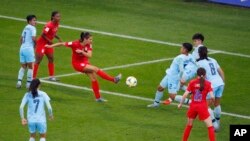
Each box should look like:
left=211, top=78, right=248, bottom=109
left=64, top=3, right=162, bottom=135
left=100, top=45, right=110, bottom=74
left=93, top=66, right=99, bottom=72
left=157, top=86, right=164, bottom=91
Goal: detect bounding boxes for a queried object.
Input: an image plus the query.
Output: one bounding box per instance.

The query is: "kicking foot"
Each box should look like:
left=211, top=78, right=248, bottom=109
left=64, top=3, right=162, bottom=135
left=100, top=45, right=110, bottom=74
left=16, top=81, right=22, bottom=89
left=96, top=98, right=108, bottom=102
left=163, top=99, right=171, bottom=105
left=147, top=103, right=159, bottom=108
left=114, top=73, right=122, bottom=83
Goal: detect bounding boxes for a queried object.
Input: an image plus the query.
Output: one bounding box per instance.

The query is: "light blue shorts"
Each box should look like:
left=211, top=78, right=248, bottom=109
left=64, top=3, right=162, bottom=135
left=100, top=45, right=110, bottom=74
left=207, top=85, right=224, bottom=99
left=160, top=75, right=180, bottom=94
left=183, top=68, right=197, bottom=81
left=28, top=122, right=47, bottom=134
left=20, top=47, right=35, bottom=63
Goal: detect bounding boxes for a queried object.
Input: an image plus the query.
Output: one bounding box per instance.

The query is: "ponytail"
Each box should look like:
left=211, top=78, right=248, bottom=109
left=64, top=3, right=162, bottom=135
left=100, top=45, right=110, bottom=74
left=29, top=79, right=41, bottom=98
left=197, top=67, right=206, bottom=91
left=197, top=46, right=209, bottom=61
left=80, top=32, right=91, bottom=42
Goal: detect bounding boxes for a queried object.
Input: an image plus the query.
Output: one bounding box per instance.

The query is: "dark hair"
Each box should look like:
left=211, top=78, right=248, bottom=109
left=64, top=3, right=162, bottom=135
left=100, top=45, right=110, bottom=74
left=192, top=33, right=204, bottom=42
left=80, top=32, right=91, bottom=42
left=26, top=15, right=36, bottom=23
left=182, top=43, right=193, bottom=52
left=197, top=67, right=206, bottom=91
left=29, top=79, right=41, bottom=98
left=51, top=11, right=59, bottom=20
left=197, top=46, right=209, bottom=61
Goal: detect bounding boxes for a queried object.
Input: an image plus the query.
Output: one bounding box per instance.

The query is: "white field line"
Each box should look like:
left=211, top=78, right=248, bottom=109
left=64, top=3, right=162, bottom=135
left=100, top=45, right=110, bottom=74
left=40, top=79, right=250, bottom=120
left=41, top=51, right=220, bottom=79
left=1, top=15, right=250, bottom=58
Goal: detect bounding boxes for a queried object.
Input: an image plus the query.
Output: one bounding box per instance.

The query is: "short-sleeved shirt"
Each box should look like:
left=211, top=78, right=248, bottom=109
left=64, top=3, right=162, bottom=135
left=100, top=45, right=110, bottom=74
left=37, top=21, right=59, bottom=44
left=21, top=90, right=51, bottom=123
left=21, top=24, right=36, bottom=48
left=65, top=40, right=92, bottom=64
left=187, top=78, right=213, bottom=104
left=197, top=57, right=224, bottom=88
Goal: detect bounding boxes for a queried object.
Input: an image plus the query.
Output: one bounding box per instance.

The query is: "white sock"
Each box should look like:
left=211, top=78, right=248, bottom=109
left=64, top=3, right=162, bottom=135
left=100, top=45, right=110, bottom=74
left=29, top=137, right=35, bottom=141
left=27, top=69, right=33, bottom=83
left=18, top=67, right=25, bottom=82
left=40, top=138, right=46, bottom=141
left=214, top=105, right=221, bottom=120
left=154, top=91, right=163, bottom=105
left=208, top=107, right=219, bottom=130
left=174, top=95, right=191, bottom=104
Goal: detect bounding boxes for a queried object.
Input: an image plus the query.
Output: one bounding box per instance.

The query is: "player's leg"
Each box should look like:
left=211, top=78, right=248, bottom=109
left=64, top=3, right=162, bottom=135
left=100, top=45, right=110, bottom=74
left=33, top=52, right=44, bottom=79
left=28, top=122, right=36, bottom=141
left=38, top=122, right=47, bottom=141
left=183, top=118, right=194, bottom=141
left=147, top=75, right=168, bottom=107
left=25, top=48, right=35, bottom=88
left=86, top=72, right=107, bottom=102
left=207, top=100, right=219, bottom=132
left=163, top=78, right=184, bottom=105
left=213, top=85, right=224, bottom=130
left=45, top=48, right=57, bottom=81
left=29, top=133, right=36, bottom=141
left=203, top=117, right=216, bottom=141
left=17, top=49, right=27, bottom=88
left=83, top=64, right=121, bottom=83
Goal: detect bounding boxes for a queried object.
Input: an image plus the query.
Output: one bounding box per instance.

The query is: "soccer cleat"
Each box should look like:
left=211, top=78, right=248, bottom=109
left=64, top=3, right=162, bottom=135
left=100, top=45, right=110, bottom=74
left=163, top=99, right=171, bottom=105
left=48, top=77, right=59, bottom=82
left=114, top=73, right=122, bottom=84
left=96, top=98, right=108, bottom=102
left=16, top=81, right=22, bottom=89
left=147, top=103, right=159, bottom=108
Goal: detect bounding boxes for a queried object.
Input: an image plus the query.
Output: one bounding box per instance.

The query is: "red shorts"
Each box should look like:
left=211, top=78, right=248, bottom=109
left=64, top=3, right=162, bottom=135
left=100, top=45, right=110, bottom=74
left=72, top=62, right=89, bottom=72
left=187, top=103, right=210, bottom=120
left=35, top=40, right=54, bottom=55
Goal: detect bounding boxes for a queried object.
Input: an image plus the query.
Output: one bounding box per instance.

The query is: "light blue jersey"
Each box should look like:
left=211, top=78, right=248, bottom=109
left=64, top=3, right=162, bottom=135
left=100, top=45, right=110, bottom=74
left=197, top=57, right=224, bottom=88
left=191, top=44, right=203, bottom=60
left=21, top=24, right=36, bottom=48
left=19, top=90, right=52, bottom=123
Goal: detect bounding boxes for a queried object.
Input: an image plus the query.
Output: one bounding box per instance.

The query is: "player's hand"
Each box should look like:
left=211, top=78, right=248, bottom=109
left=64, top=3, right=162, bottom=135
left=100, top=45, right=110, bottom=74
left=49, top=115, right=54, bottom=121
left=21, top=118, right=27, bottom=126
left=178, top=103, right=182, bottom=109
left=75, top=49, right=83, bottom=54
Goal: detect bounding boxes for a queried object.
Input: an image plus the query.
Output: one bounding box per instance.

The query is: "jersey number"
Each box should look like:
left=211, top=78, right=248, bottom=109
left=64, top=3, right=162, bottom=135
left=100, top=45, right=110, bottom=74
left=22, top=31, right=27, bottom=43
left=33, top=99, right=40, bottom=113
left=194, top=90, right=202, bottom=102
left=209, top=63, right=216, bottom=75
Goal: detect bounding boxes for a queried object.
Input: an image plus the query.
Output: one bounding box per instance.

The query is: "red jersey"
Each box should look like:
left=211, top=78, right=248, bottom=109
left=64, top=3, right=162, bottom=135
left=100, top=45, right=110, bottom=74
left=187, top=78, right=213, bottom=104
left=37, top=21, right=59, bottom=44
left=65, top=40, right=92, bottom=64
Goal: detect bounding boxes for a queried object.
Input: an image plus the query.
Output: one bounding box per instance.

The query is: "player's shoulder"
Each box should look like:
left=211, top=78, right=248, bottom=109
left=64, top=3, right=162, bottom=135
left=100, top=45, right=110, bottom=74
left=45, top=21, right=54, bottom=27
left=38, top=90, right=47, bottom=96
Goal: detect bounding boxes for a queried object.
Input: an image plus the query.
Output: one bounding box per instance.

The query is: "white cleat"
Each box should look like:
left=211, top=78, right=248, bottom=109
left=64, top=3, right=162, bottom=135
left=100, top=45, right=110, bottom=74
left=16, top=81, right=22, bottom=89
left=48, top=77, right=59, bottom=82
left=147, top=103, right=159, bottom=108
left=114, top=73, right=122, bottom=84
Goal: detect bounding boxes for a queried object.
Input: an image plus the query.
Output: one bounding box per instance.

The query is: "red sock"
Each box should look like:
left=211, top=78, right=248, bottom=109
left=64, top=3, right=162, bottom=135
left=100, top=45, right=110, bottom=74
left=208, top=126, right=215, bottom=141
left=92, top=80, right=101, bottom=99
left=96, top=70, right=114, bottom=82
left=33, top=63, right=39, bottom=79
left=183, top=125, right=192, bottom=141
left=48, top=62, right=54, bottom=77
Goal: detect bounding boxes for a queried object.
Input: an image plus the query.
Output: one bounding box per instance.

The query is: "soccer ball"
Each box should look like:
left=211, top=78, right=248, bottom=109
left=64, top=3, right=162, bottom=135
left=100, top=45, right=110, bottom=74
left=126, top=76, right=137, bottom=87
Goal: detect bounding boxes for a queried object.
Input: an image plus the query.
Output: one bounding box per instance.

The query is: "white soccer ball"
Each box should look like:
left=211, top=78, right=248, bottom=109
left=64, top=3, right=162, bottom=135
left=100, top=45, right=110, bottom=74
left=126, top=76, right=137, bottom=87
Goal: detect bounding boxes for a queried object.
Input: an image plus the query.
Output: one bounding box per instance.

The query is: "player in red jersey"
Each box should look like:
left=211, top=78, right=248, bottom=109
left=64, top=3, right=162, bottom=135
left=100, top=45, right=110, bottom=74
left=33, top=11, right=62, bottom=81
left=178, top=67, right=216, bottom=141
left=46, top=32, right=122, bottom=102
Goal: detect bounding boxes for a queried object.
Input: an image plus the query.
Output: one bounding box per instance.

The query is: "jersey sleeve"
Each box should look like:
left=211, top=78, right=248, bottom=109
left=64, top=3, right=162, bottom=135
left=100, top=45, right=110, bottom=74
left=214, top=59, right=221, bottom=69
left=19, top=93, right=28, bottom=119
left=65, top=41, right=73, bottom=48
left=186, top=81, right=193, bottom=94
left=207, top=82, right=213, bottom=92
left=43, top=23, right=52, bottom=35
left=31, top=26, right=36, bottom=37
left=42, top=92, right=53, bottom=116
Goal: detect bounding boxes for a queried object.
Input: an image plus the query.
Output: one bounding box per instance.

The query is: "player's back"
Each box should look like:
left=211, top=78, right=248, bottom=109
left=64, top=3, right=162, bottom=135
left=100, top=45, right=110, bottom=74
left=26, top=90, right=50, bottom=123
left=21, top=24, right=36, bottom=48
left=197, top=57, right=224, bottom=88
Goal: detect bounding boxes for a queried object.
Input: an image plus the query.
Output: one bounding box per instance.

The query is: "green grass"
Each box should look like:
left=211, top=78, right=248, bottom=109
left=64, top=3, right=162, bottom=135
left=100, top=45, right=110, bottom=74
left=0, top=0, right=250, bottom=141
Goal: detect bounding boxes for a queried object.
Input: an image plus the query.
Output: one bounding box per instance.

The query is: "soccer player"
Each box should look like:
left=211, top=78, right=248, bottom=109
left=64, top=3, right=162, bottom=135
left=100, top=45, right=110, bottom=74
left=19, top=79, right=53, bottom=141
left=46, top=32, right=122, bottom=102
left=33, top=11, right=62, bottom=81
left=147, top=43, right=193, bottom=107
left=178, top=68, right=216, bottom=141
left=180, top=33, right=205, bottom=91
left=197, top=46, right=225, bottom=131
left=16, top=15, right=37, bottom=89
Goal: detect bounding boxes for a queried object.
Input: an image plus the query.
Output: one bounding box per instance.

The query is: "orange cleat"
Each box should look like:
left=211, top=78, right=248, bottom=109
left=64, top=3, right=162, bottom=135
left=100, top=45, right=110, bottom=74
left=163, top=99, right=171, bottom=105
